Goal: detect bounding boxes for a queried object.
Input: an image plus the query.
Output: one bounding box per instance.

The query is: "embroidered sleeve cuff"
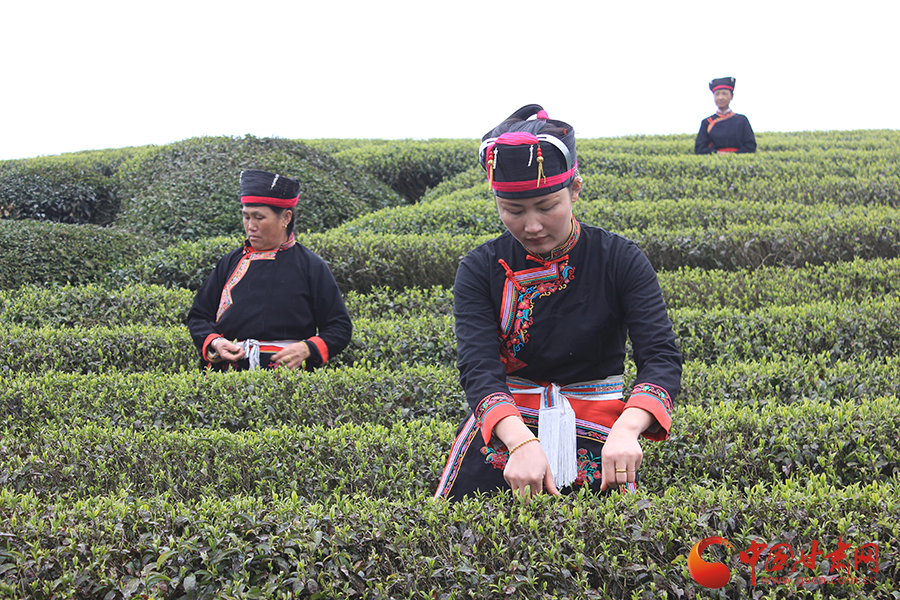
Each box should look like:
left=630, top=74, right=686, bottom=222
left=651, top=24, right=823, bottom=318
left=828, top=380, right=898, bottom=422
left=305, top=336, right=329, bottom=363
left=476, top=392, right=520, bottom=445
left=626, top=383, right=673, bottom=441
left=202, top=334, right=224, bottom=360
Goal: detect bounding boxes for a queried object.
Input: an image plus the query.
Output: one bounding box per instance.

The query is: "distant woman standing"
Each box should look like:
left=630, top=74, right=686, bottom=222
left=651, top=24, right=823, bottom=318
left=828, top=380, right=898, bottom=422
left=695, top=77, right=756, bottom=154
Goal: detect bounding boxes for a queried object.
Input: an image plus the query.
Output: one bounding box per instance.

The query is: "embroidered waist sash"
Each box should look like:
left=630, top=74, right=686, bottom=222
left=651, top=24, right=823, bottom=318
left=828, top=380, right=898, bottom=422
left=507, top=375, right=624, bottom=488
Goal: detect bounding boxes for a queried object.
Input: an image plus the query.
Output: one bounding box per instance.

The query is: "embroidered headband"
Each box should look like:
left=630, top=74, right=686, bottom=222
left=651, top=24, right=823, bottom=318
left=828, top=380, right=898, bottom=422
left=240, top=169, right=300, bottom=208
left=478, top=104, right=578, bottom=199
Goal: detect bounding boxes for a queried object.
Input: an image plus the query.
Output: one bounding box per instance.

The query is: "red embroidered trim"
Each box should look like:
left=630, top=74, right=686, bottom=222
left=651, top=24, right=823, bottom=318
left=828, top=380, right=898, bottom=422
left=306, top=336, right=329, bottom=363
left=241, top=195, right=299, bottom=208
left=491, top=166, right=577, bottom=192
left=630, top=383, right=673, bottom=414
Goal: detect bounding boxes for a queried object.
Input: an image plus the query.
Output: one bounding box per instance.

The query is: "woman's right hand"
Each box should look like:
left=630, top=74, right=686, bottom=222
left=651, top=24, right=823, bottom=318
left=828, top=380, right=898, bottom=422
left=494, top=415, right=560, bottom=501
left=212, top=338, right=246, bottom=362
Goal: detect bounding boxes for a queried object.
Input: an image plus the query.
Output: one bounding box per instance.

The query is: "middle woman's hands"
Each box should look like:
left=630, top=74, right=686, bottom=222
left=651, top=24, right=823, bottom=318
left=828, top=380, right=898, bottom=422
left=599, top=407, right=653, bottom=491
left=494, top=415, right=560, bottom=501
left=272, top=341, right=311, bottom=370
left=504, top=439, right=560, bottom=501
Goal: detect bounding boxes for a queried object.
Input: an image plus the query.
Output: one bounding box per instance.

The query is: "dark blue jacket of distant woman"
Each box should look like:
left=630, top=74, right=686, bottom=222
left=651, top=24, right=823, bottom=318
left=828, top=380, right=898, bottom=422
left=695, top=111, right=756, bottom=154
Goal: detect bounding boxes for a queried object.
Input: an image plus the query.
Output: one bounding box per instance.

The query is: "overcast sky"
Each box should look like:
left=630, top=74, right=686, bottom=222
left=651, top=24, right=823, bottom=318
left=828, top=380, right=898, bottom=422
left=2, top=0, right=898, bottom=161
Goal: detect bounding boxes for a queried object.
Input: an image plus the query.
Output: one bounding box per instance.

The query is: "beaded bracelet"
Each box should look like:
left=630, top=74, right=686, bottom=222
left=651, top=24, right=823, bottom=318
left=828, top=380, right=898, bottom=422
left=508, top=437, right=540, bottom=455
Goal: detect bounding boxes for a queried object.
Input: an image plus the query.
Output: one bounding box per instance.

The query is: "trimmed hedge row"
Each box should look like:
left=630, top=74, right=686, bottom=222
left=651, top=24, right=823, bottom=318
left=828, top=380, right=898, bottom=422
left=0, top=221, right=150, bottom=290
left=3, top=355, right=898, bottom=434
left=0, top=480, right=895, bottom=598
left=415, top=165, right=900, bottom=209
left=0, top=283, right=195, bottom=328
left=0, top=365, right=466, bottom=431
left=579, top=172, right=900, bottom=207
left=0, top=165, right=119, bottom=225
left=331, top=140, right=477, bottom=202
left=0, top=283, right=456, bottom=329
left=0, top=419, right=453, bottom=502
left=0, top=315, right=460, bottom=374
left=576, top=149, right=900, bottom=181
left=108, top=210, right=900, bottom=292
left=109, top=232, right=489, bottom=292
left=672, top=297, right=900, bottom=363
left=112, top=135, right=402, bottom=241
left=658, top=257, right=900, bottom=311
left=0, top=147, right=142, bottom=225
left=633, top=217, right=899, bottom=271
left=576, top=129, right=900, bottom=154
left=1, top=296, right=898, bottom=374
left=7, top=352, right=900, bottom=426
left=336, top=197, right=900, bottom=236
left=2, top=393, right=897, bottom=502
left=5, top=258, right=897, bottom=327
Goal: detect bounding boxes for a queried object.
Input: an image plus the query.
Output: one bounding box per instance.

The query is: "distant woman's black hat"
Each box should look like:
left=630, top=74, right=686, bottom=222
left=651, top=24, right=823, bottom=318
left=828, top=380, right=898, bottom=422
left=709, top=77, right=736, bottom=92
left=239, top=170, right=300, bottom=208
left=478, top=104, right=577, bottom=199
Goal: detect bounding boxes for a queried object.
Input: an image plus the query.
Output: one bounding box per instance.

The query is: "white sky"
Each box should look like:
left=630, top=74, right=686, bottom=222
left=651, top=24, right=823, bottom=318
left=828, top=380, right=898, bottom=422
left=2, top=0, right=898, bottom=160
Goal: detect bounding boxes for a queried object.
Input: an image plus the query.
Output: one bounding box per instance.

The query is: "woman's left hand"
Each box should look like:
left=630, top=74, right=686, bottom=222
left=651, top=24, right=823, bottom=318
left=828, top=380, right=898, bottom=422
left=272, top=342, right=311, bottom=370
left=599, top=407, right=653, bottom=491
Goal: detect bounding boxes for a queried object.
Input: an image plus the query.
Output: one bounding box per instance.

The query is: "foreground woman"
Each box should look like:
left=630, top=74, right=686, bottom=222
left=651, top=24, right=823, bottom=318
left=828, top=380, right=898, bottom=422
left=435, top=105, right=682, bottom=501
left=695, top=76, right=757, bottom=154
left=188, top=169, right=351, bottom=371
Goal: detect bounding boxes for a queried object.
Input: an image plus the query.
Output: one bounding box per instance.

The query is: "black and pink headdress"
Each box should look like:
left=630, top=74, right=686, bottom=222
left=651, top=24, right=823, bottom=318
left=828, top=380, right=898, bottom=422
left=478, top=104, right=577, bottom=199
left=239, top=169, right=300, bottom=208
left=709, top=77, right=736, bottom=92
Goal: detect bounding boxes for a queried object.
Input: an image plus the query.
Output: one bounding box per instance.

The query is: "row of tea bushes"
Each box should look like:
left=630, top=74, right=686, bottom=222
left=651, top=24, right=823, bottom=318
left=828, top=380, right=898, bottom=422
left=574, top=129, right=900, bottom=155
left=575, top=149, right=900, bottom=181
left=327, top=140, right=477, bottom=202
left=336, top=196, right=900, bottom=236
left=1, top=296, right=897, bottom=374
left=0, top=147, right=141, bottom=225
left=0, top=364, right=466, bottom=431
left=0, top=419, right=451, bottom=502
left=580, top=172, right=900, bottom=207
left=420, top=165, right=900, bottom=211
left=657, top=258, right=900, bottom=311
left=107, top=231, right=487, bottom=292
left=2, top=394, right=898, bottom=501
left=0, top=305, right=885, bottom=375
left=0, top=283, right=196, bottom=328
left=108, top=211, right=900, bottom=292
left=5, top=197, right=897, bottom=293
left=3, top=355, right=898, bottom=433
left=4, top=258, right=897, bottom=328
left=0, top=220, right=149, bottom=290
left=0, top=479, right=895, bottom=598
left=422, top=162, right=900, bottom=210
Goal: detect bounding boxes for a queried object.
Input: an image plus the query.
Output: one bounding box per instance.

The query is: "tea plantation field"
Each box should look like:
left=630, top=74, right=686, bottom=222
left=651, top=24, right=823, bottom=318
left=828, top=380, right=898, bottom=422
left=0, top=131, right=898, bottom=599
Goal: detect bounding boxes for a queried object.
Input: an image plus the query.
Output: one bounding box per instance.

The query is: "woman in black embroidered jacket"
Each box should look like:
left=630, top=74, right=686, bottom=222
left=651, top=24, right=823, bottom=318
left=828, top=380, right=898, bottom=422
left=435, top=105, right=682, bottom=501
left=188, top=170, right=351, bottom=372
